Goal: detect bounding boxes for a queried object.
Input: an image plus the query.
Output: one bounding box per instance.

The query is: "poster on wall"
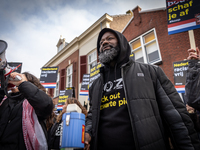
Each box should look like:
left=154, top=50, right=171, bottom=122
left=173, top=60, right=189, bottom=93
left=80, top=74, right=90, bottom=96
left=166, top=0, right=200, bottom=35
left=57, top=89, right=74, bottom=111
left=40, top=66, right=58, bottom=88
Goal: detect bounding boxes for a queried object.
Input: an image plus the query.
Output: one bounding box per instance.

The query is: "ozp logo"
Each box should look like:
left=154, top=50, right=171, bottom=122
left=104, top=78, right=123, bottom=92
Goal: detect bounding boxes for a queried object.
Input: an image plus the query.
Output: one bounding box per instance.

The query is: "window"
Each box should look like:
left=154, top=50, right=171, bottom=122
left=88, top=50, right=97, bottom=73
left=54, top=73, right=60, bottom=97
left=130, top=29, right=161, bottom=64
left=66, top=65, right=73, bottom=87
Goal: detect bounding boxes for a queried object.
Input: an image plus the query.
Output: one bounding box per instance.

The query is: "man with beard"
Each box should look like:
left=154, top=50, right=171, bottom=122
left=84, top=28, right=200, bottom=150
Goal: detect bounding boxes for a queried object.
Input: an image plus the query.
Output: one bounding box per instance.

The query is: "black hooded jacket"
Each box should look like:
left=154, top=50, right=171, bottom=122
left=0, top=81, right=53, bottom=150
left=85, top=28, right=200, bottom=150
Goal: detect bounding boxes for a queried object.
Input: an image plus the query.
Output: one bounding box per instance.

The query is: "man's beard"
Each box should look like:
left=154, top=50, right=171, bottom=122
left=98, top=45, right=120, bottom=64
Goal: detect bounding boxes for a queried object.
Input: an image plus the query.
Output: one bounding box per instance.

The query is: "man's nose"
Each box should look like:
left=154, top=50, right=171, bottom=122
left=102, top=41, right=109, bottom=48
left=102, top=39, right=109, bottom=46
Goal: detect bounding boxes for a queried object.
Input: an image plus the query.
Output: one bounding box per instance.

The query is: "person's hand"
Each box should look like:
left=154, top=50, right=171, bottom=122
left=84, top=133, right=91, bottom=150
left=186, top=104, right=195, bottom=113
left=187, top=47, right=199, bottom=60
left=8, top=72, right=27, bottom=86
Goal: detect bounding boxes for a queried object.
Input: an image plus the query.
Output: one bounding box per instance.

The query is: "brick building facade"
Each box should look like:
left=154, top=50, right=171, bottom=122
left=122, top=6, right=200, bottom=84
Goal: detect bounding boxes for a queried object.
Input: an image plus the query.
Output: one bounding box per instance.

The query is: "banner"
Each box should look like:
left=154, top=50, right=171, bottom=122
left=173, top=60, right=189, bottom=93
left=57, top=89, right=74, bottom=111
left=8, top=62, right=22, bottom=73
left=80, top=74, right=90, bottom=96
left=40, top=66, right=58, bottom=88
left=166, top=0, right=200, bottom=35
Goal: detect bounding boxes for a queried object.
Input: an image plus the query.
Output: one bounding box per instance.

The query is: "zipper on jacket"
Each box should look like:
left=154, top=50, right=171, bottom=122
left=121, top=66, right=140, bottom=150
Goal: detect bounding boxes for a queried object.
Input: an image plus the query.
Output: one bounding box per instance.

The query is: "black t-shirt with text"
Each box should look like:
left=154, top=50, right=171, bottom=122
left=97, top=67, right=135, bottom=150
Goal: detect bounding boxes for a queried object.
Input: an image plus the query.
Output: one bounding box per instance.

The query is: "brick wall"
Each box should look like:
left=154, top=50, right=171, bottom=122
left=123, top=6, right=200, bottom=84
left=57, top=50, right=79, bottom=98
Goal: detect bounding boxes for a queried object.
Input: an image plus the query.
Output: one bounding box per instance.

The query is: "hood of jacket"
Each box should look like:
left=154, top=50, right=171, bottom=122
left=97, top=28, right=131, bottom=67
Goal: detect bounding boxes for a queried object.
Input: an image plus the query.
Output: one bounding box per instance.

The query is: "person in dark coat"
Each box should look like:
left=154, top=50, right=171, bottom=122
left=185, top=47, right=200, bottom=111
left=84, top=28, right=200, bottom=150
left=185, top=47, right=200, bottom=139
left=0, top=71, right=53, bottom=150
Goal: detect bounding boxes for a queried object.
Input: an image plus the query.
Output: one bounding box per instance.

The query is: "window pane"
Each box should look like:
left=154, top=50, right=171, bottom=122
left=88, top=50, right=97, bottom=73
left=131, top=39, right=141, bottom=50
left=134, top=48, right=144, bottom=63
left=145, top=41, right=160, bottom=63
left=92, top=61, right=97, bottom=68
left=67, top=68, right=70, bottom=75
left=89, top=55, right=91, bottom=63
left=66, top=65, right=72, bottom=88
left=144, top=31, right=155, bottom=44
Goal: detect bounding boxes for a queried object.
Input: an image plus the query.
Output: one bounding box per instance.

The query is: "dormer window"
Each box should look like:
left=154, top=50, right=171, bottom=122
left=58, top=43, right=63, bottom=52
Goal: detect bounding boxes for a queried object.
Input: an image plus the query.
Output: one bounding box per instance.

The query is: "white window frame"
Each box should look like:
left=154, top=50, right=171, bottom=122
left=66, top=65, right=73, bottom=87
left=88, top=50, right=97, bottom=73
left=129, top=28, right=162, bottom=64
left=54, top=72, right=60, bottom=97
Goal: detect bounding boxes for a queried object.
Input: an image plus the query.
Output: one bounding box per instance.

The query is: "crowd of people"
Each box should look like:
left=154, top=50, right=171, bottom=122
left=0, top=28, right=200, bottom=150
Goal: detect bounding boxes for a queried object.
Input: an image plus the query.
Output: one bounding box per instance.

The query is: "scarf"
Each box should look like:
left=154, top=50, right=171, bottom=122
left=0, top=98, right=47, bottom=150
left=22, top=99, right=48, bottom=150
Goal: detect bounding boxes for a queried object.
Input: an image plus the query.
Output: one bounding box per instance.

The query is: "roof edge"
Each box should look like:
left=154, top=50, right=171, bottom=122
left=140, top=7, right=166, bottom=14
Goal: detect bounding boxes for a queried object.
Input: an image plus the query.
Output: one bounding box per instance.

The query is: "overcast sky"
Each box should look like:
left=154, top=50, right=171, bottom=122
left=0, top=0, right=166, bottom=78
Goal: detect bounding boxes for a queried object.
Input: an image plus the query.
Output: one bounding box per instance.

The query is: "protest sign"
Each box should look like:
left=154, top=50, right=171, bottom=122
left=89, top=63, right=103, bottom=87
left=57, top=89, right=74, bottom=111
left=40, top=66, right=58, bottom=88
left=130, top=52, right=135, bottom=61
left=166, top=0, right=200, bottom=35
left=8, top=62, right=22, bottom=73
left=80, top=74, right=90, bottom=96
left=173, top=60, right=189, bottom=93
